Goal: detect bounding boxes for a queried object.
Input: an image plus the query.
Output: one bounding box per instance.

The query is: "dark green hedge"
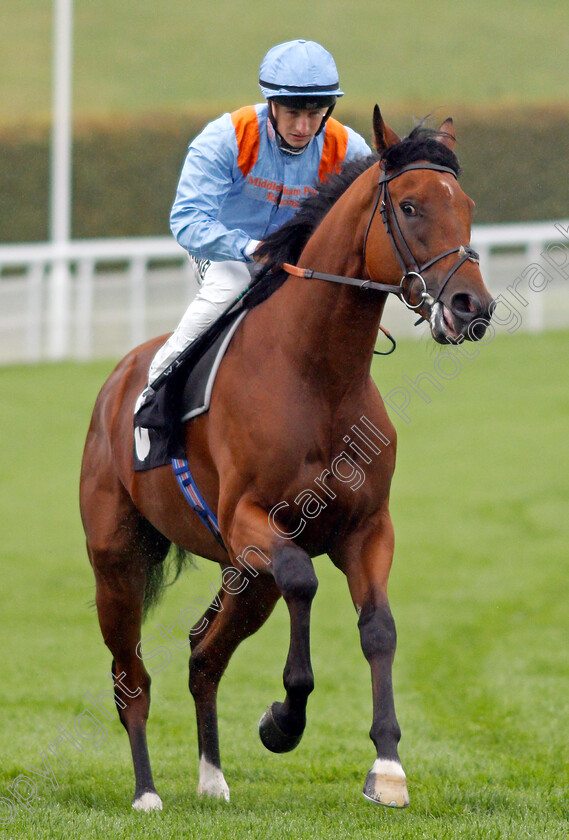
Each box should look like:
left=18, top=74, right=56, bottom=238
left=1, top=107, right=567, bottom=243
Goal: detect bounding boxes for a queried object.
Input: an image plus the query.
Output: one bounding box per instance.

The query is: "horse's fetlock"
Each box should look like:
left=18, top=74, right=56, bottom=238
left=369, top=721, right=402, bottom=757
left=284, top=671, right=315, bottom=698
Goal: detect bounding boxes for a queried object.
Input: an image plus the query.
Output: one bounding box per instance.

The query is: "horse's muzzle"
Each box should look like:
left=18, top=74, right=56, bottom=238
left=430, top=292, right=495, bottom=344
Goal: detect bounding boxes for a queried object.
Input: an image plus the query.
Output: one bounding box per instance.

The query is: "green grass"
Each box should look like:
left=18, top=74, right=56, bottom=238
left=3, top=0, right=569, bottom=122
left=1, top=330, right=568, bottom=838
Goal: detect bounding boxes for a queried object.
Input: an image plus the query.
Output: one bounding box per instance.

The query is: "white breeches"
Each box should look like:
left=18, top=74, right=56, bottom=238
left=148, top=257, right=252, bottom=384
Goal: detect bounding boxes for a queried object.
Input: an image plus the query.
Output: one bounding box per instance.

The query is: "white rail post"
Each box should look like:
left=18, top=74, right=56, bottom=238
left=47, top=0, right=74, bottom=359
left=129, top=256, right=148, bottom=349
left=25, top=262, right=45, bottom=362
left=75, top=258, right=95, bottom=359
left=526, top=241, right=545, bottom=333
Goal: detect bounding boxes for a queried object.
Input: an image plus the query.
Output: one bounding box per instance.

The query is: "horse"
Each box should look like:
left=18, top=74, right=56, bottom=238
left=79, top=107, right=494, bottom=812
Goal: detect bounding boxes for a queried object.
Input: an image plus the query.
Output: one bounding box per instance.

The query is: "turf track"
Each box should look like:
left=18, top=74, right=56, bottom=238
left=0, top=329, right=568, bottom=838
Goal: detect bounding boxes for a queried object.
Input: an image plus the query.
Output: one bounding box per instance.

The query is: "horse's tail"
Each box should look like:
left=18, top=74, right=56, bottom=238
left=143, top=544, right=195, bottom=619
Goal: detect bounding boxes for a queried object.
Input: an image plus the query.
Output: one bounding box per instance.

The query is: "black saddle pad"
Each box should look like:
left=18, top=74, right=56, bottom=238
left=133, top=310, right=246, bottom=471
left=180, top=310, right=246, bottom=422
left=132, top=266, right=287, bottom=472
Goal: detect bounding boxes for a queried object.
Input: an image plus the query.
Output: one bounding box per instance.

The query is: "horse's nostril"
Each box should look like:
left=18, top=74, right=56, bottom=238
left=451, top=292, right=476, bottom=317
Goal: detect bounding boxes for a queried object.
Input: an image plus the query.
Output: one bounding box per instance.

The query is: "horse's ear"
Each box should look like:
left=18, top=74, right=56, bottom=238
left=373, top=105, right=401, bottom=153
left=436, top=117, right=456, bottom=150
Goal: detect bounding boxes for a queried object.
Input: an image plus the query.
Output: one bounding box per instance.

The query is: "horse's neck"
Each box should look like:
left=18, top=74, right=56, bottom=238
left=272, top=169, right=387, bottom=392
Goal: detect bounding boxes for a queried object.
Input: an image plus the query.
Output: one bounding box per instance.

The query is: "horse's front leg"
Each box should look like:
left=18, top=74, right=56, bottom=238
left=227, top=499, right=318, bottom=752
left=258, top=541, right=319, bottom=751
left=334, top=509, right=409, bottom=808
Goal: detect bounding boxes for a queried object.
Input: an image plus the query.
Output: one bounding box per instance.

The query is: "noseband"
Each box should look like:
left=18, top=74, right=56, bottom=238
left=363, top=162, right=479, bottom=312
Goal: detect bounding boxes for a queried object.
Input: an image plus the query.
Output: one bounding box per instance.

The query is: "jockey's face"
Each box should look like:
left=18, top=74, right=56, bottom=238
left=271, top=102, right=327, bottom=148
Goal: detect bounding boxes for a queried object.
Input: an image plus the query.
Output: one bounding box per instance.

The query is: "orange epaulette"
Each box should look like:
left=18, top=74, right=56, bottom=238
left=231, top=106, right=261, bottom=178
left=318, top=118, right=349, bottom=182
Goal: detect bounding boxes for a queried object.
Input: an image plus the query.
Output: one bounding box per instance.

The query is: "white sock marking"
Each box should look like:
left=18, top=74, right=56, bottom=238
left=132, top=791, right=163, bottom=811
left=197, top=755, right=230, bottom=802
left=370, top=758, right=406, bottom=779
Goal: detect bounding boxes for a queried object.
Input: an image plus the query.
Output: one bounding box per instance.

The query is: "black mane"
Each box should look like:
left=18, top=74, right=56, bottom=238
left=255, top=126, right=461, bottom=272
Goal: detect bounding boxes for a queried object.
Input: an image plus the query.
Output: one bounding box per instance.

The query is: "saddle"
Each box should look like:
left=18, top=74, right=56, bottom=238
left=133, top=268, right=285, bottom=471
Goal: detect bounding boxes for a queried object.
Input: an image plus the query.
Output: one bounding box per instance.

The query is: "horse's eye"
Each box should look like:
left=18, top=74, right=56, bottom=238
left=400, top=203, right=417, bottom=217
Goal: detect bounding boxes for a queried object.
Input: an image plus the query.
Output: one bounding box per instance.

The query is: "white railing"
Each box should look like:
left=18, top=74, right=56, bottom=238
left=472, top=219, right=569, bottom=335
left=1, top=221, right=568, bottom=364
left=0, top=237, right=193, bottom=363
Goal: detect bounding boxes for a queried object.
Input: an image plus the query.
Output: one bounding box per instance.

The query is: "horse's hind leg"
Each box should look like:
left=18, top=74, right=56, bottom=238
left=81, top=473, right=170, bottom=811
left=188, top=573, right=281, bottom=800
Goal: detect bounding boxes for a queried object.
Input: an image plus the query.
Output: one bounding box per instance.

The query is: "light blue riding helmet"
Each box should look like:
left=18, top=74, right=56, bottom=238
left=259, top=39, right=344, bottom=104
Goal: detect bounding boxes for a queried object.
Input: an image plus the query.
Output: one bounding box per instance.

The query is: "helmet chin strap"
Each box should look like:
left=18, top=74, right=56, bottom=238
left=277, top=135, right=310, bottom=155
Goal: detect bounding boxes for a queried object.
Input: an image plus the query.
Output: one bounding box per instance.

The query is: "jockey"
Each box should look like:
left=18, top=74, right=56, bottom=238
left=136, top=39, right=371, bottom=411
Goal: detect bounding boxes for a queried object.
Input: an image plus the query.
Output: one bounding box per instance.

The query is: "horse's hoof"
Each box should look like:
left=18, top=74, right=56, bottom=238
left=258, top=703, right=304, bottom=753
left=132, top=790, right=163, bottom=811
left=362, top=759, right=409, bottom=808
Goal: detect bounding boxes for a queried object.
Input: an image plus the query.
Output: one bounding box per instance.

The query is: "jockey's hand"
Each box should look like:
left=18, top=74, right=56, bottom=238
left=244, top=239, right=263, bottom=261
left=252, top=242, right=269, bottom=263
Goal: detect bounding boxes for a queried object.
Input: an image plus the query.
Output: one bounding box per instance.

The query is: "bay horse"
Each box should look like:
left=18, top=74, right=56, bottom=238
left=79, top=108, right=493, bottom=812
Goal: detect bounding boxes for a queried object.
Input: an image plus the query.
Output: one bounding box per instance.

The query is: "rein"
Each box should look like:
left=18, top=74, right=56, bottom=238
left=282, top=161, right=480, bottom=342
left=282, top=263, right=398, bottom=354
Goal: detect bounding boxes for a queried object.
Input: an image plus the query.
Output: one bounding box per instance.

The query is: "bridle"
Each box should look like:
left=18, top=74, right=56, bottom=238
left=364, top=162, right=480, bottom=313
left=283, top=161, right=480, bottom=318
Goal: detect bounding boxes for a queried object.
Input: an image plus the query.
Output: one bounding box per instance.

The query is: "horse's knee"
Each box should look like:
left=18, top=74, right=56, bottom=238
left=272, top=544, right=318, bottom=603
left=358, top=601, right=397, bottom=662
